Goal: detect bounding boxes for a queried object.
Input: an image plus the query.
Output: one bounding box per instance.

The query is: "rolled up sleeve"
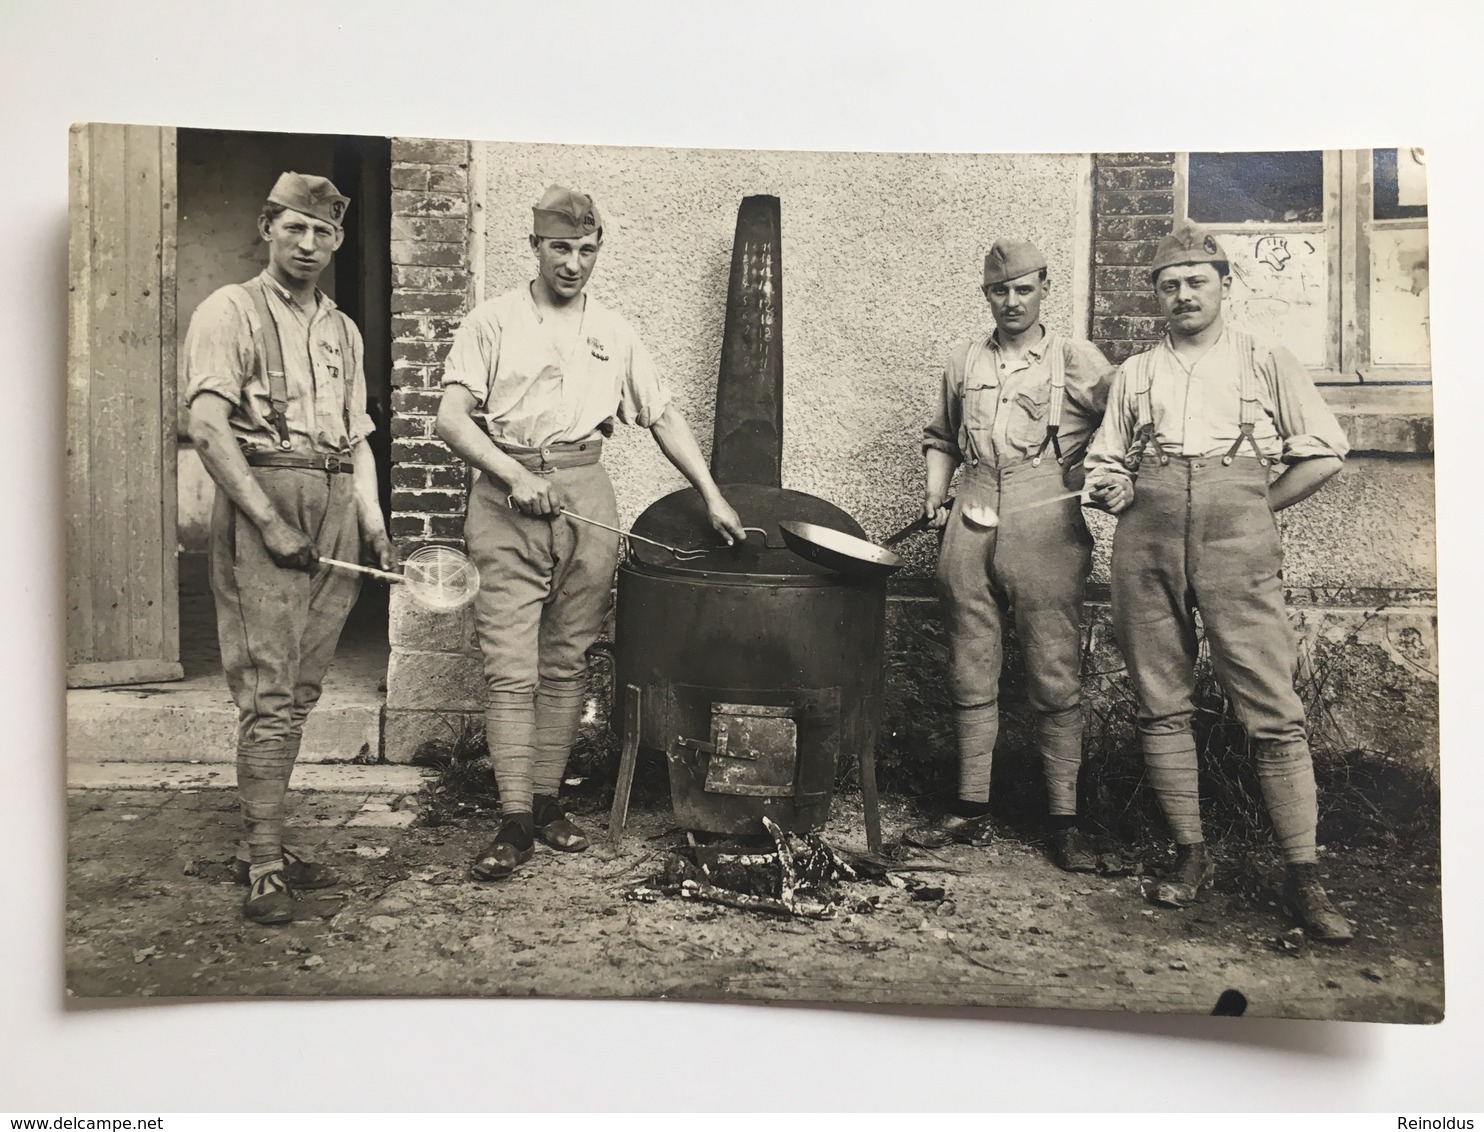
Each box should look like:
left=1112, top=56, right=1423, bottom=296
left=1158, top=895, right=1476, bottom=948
left=617, top=333, right=673, bottom=428
left=344, top=317, right=375, bottom=442
left=923, top=364, right=963, bottom=459
left=441, top=310, right=498, bottom=406
left=1082, top=362, right=1137, bottom=482
left=1064, top=340, right=1116, bottom=420
left=1268, top=345, right=1351, bottom=462
left=183, top=289, right=254, bottom=409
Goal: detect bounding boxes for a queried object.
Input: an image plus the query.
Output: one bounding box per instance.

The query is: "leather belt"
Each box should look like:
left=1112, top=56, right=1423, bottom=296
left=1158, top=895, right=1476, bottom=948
left=244, top=450, right=354, bottom=474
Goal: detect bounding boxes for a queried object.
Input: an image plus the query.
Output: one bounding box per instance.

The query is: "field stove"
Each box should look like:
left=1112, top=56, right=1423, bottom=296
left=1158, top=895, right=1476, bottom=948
left=609, top=196, right=886, bottom=850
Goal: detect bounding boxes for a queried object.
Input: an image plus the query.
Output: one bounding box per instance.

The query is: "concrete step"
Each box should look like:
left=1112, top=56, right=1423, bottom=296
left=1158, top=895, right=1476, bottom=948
left=66, top=760, right=430, bottom=793
left=66, top=672, right=382, bottom=764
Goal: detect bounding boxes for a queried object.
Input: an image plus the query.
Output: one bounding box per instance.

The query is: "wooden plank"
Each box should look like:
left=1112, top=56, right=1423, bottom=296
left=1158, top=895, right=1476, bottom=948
left=88, top=124, right=130, bottom=663
left=1323, top=150, right=1342, bottom=374
left=122, top=124, right=165, bottom=660
left=67, top=659, right=184, bottom=689
left=159, top=128, right=180, bottom=665
left=66, top=125, right=95, bottom=665
left=1339, top=149, right=1365, bottom=375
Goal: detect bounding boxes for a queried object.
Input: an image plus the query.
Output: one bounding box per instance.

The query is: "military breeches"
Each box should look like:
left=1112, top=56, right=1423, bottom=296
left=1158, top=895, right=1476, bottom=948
left=209, top=466, right=362, bottom=750
left=464, top=462, right=621, bottom=694
left=1110, top=455, right=1308, bottom=753
left=936, top=459, right=1093, bottom=714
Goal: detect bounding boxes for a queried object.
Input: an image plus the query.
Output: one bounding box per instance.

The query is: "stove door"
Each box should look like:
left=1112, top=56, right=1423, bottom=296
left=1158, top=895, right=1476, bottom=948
left=699, top=703, right=799, bottom=798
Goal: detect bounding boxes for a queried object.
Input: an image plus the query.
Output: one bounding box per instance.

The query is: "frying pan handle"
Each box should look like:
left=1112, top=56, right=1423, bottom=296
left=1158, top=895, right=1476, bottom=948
left=739, top=526, right=788, bottom=550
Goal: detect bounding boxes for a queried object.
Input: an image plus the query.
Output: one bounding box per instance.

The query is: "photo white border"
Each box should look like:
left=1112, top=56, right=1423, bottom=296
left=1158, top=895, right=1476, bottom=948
left=5, top=0, right=1481, bottom=1113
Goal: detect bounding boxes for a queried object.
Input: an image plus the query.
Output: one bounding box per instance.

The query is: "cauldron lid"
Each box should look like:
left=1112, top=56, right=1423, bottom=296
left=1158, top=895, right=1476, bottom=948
left=627, top=483, right=867, bottom=577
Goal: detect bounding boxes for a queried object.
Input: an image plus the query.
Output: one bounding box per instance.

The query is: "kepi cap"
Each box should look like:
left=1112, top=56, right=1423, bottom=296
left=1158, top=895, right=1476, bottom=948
left=267, top=172, right=350, bottom=228
left=532, top=185, right=602, bottom=239
left=983, top=238, right=1047, bottom=287
left=1149, top=221, right=1228, bottom=280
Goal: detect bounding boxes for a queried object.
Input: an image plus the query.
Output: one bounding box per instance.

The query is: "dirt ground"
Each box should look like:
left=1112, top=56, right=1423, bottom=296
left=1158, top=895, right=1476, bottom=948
left=64, top=780, right=1444, bottom=1023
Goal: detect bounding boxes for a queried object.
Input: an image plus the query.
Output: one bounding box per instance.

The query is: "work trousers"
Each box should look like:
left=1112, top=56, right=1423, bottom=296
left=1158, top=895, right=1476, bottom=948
left=936, top=458, right=1092, bottom=808
left=1110, top=454, right=1319, bottom=861
left=1110, top=455, right=1308, bottom=751
left=209, top=464, right=362, bottom=862
left=465, top=460, right=620, bottom=693
left=464, top=454, right=620, bottom=817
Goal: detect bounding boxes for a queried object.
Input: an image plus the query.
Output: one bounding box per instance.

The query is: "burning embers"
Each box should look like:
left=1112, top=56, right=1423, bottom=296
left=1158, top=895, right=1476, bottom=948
left=626, top=818, right=948, bottom=920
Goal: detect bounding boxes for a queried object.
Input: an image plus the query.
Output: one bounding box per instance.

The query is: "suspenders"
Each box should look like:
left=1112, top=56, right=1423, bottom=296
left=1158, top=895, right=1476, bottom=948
left=242, top=276, right=353, bottom=452
left=960, top=330, right=1068, bottom=467
left=1222, top=328, right=1272, bottom=467
left=1126, top=331, right=1272, bottom=472
left=1031, top=332, right=1067, bottom=467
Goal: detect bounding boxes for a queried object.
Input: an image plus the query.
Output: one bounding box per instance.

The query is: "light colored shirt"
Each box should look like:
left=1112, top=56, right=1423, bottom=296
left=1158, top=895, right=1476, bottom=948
left=183, top=271, right=373, bottom=455
left=1083, top=325, right=1350, bottom=481
left=923, top=326, right=1115, bottom=468
left=441, top=284, right=673, bottom=448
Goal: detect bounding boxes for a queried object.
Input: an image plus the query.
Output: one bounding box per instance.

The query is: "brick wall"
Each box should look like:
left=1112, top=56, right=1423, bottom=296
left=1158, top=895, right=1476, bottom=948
left=1089, top=153, right=1176, bottom=365
left=388, top=138, right=474, bottom=553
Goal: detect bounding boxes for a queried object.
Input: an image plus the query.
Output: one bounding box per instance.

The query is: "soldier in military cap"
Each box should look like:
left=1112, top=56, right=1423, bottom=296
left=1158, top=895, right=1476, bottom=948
left=184, top=172, right=396, bottom=925
left=916, top=237, right=1116, bottom=869
left=1083, top=221, right=1354, bottom=942
left=436, top=184, right=746, bottom=883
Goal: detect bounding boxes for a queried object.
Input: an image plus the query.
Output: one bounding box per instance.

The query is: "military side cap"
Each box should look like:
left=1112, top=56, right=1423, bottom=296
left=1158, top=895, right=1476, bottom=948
left=1150, top=221, right=1228, bottom=280
left=983, top=238, right=1047, bottom=287
left=532, top=185, right=602, bottom=238
left=267, top=172, right=350, bottom=228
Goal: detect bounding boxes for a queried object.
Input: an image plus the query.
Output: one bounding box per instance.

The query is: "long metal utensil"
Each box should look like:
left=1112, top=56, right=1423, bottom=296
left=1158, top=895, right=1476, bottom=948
left=318, top=557, right=405, bottom=583
left=559, top=508, right=712, bottom=561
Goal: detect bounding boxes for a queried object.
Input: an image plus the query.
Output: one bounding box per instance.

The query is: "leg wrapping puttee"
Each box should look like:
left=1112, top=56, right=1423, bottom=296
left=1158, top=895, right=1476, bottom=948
left=532, top=676, right=586, bottom=798
left=486, top=690, right=537, bottom=817
left=1256, top=741, right=1320, bottom=865
left=237, top=741, right=299, bottom=868
left=955, top=704, right=1000, bottom=805
left=1143, top=740, right=1204, bottom=845
left=1039, top=706, right=1084, bottom=818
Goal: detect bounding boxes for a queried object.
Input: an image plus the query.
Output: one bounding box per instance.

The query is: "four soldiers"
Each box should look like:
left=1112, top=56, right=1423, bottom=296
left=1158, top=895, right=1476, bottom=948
left=184, top=173, right=396, bottom=924
left=188, top=172, right=1356, bottom=942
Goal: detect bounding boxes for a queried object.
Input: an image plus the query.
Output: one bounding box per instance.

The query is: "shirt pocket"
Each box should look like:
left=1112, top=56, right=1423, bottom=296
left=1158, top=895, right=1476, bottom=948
left=1006, top=387, right=1052, bottom=451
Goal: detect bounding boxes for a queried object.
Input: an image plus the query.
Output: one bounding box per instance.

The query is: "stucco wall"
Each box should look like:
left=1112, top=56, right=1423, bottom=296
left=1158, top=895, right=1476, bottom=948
left=475, top=142, right=1087, bottom=550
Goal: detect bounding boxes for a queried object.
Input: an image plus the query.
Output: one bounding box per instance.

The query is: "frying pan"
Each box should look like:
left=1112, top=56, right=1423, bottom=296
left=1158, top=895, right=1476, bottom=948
left=776, top=498, right=955, bottom=581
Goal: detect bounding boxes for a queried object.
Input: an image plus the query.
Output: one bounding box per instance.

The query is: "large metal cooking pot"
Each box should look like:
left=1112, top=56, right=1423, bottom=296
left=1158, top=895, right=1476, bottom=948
left=614, top=482, right=887, bottom=837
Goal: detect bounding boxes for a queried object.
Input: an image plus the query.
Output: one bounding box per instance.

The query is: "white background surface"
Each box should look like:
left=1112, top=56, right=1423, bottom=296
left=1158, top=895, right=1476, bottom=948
left=4, top=0, right=1481, bottom=1113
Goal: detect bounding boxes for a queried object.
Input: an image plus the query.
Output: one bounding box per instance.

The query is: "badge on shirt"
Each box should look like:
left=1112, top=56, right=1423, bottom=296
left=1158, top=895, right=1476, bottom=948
left=588, top=336, right=609, bottom=362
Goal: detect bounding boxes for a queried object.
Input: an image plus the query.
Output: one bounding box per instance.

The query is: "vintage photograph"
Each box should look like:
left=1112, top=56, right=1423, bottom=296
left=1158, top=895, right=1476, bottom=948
left=64, top=125, right=1439, bottom=1022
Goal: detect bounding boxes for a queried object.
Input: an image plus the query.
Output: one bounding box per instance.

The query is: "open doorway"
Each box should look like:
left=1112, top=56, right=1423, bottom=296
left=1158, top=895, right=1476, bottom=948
left=175, top=128, right=392, bottom=689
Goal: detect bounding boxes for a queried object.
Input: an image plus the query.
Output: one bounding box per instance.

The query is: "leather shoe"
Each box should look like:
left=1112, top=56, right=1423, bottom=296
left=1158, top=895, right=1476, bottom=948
left=1154, top=842, right=1214, bottom=907
left=232, top=847, right=341, bottom=890
left=532, top=794, right=590, bottom=852
left=470, top=818, right=536, bottom=881
left=1282, top=864, right=1355, bottom=944
left=243, top=869, right=294, bottom=925
left=1049, top=826, right=1099, bottom=873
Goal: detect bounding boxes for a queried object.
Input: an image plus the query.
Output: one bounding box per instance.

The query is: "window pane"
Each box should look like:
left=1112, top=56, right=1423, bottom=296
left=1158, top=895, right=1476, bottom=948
left=1371, top=227, right=1431, bottom=366
left=1188, top=151, right=1324, bottom=224
left=1373, top=148, right=1428, bottom=220
left=1224, top=232, right=1331, bottom=369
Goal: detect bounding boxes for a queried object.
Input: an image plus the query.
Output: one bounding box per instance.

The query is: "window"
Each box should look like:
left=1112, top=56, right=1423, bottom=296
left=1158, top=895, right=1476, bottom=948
left=1178, top=149, right=1430, bottom=382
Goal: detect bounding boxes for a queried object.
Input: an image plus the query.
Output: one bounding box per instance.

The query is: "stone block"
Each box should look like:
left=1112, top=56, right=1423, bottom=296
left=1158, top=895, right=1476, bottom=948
left=388, top=587, right=477, bottom=652
left=383, top=708, right=482, bottom=764
left=391, top=215, right=468, bottom=244
left=385, top=649, right=485, bottom=712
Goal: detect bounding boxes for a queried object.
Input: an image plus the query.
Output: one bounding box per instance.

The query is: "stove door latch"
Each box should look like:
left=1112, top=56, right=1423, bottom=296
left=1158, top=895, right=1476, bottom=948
left=676, top=722, right=758, bottom=760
